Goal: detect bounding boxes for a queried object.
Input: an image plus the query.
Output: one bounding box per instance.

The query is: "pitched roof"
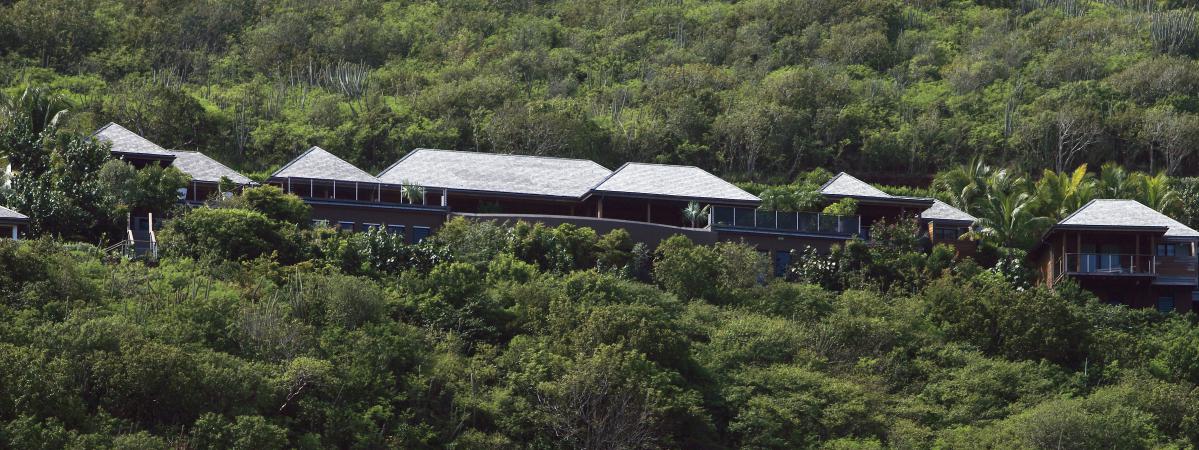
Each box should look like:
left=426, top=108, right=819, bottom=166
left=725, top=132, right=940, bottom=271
left=169, top=150, right=251, bottom=184
left=0, top=205, right=28, bottom=222
left=92, top=123, right=176, bottom=158
left=378, top=149, right=612, bottom=198
left=819, top=172, right=891, bottom=198
left=270, top=146, right=379, bottom=183
left=592, top=163, right=760, bottom=204
left=1057, top=199, right=1199, bottom=238
left=921, top=200, right=977, bottom=224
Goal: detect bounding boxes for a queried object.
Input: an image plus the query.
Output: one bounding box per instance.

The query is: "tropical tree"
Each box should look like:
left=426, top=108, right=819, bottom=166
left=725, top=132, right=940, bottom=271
left=0, top=87, right=115, bottom=239
left=1098, top=162, right=1137, bottom=199
left=1032, top=164, right=1094, bottom=220
left=933, top=156, right=994, bottom=211
left=401, top=182, right=426, bottom=205
left=1136, top=172, right=1181, bottom=214
left=969, top=170, right=1052, bottom=248
left=682, top=201, right=711, bottom=228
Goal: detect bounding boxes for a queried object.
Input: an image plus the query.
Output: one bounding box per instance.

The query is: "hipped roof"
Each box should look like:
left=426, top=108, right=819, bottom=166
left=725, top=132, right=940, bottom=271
left=378, top=149, right=611, bottom=198
left=592, top=163, right=760, bottom=205
left=270, top=146, right=379, bottom=183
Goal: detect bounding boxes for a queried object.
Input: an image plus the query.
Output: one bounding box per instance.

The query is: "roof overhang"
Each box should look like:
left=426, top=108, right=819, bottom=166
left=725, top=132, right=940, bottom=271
left=112, top=151, right=176, bottom=162
left=927, top=219, right=976, bottom=226
left=429, top=186, right=587, bottom=203
left=824, top=194, right=934, bottom=208
left=268, top=176, right=384, bottom=185
left=1050, top=224, right=1170, bottom=234
left=588, top=189, right=762, bottom=207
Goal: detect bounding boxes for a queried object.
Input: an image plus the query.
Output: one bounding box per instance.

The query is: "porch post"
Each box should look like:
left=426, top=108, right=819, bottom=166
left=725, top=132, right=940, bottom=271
left=355, top=182, right=359, bottom=201
left=597, top=197, right=604, bottom=218
left=1151, top=235, right=1156, bottom=273
left=309, top=179, right=314, bottom=198
left=11, top=225, right=17, bottom=240
left=646, top=202, right=651, bottom=222
left=333, top=181, right=337, bottom=199
left=442, top=188, right=448, bottom=207
left=1076, top=232, right=1081, bottom=272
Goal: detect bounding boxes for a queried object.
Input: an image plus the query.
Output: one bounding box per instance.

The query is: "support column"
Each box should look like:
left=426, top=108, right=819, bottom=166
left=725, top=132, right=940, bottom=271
left=442, top=188, right=448, bottom=207
left=646, top=202, right=652, bottom=223
left=309, top=179, right=314, bottom=198
left=597, top=197, right=604, bottom=218
left=1076, top=232, right=1081, bottom=272
left=355, top=182, right=359, bottom=201
left=11, top=225, right=17, bottom=240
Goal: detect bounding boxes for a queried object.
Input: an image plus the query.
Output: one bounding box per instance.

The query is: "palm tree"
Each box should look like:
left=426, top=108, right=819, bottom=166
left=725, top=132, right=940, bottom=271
left=973, top=189, right=1053, bottom=248
left=0, top=87, right=70, bottom=172
left=933, top=156, right=992, bottom=211
left=682, top=201, right=711, bottom=228
left=1098, top=162, right=1135, bottom=199
left=401, top=182, right=426, bottom=205
left=1032, top=164, right=1094, bottom=220
left=1136, top=172, right=1180, bottom=214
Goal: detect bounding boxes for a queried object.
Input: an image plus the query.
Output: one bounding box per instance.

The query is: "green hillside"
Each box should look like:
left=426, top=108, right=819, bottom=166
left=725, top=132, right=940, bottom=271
left=4, top=0, right=1199, bottom=181
left=8, top=1, right=1199, bottom=448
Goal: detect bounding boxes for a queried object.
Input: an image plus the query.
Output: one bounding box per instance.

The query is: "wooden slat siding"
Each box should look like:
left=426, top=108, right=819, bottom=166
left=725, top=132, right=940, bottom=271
left=1156, top=256, right=1198, bottom=278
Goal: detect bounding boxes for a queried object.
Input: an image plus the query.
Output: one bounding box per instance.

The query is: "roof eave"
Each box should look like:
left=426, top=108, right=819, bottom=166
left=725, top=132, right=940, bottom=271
left=592, top=189, right=761, bottom=206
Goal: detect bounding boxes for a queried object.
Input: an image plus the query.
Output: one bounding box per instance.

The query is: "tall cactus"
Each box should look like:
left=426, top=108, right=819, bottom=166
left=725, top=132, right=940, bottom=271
left=1151, top=9, right=1198, bottom=55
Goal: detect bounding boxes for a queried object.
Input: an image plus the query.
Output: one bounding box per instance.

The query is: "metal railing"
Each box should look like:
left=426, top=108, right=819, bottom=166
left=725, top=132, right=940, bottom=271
left=1058, top=253, right=1154, bottom=278
left=711, top=207, right=861, bottom=236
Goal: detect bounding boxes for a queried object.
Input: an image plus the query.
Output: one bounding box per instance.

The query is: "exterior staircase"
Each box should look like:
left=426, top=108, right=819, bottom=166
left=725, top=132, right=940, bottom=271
left=104, top=212, right=158, bottom=262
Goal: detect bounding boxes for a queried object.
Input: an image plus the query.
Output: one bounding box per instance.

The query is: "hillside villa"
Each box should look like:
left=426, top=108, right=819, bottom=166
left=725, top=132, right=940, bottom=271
left=1031, top=199, right=1199, bottom=313
left=16, top=123, right=1199, bottom=313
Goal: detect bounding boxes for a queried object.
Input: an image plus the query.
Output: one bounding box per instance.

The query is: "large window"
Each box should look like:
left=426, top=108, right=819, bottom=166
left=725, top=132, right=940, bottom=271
left=1157, top=243, right=1193, bottom=257
left=1158, top=296, right=1176, bottom=313
left=933, top=227, right=964, bottom=240
left=412, top=226, right=432, bottom=243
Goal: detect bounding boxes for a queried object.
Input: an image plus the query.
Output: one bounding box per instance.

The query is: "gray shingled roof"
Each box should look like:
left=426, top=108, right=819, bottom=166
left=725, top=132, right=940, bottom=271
left=92, top=123, right=175, bottom=157
left=819, top=172, right=891, bottom=198
left=1058, top=199, right=1199, bottom=237
left=378, top=149, right=612, bottom=198
left=593, top=163, right=760, bottom=204
left=169, top=150, right=251, bottom=184
left=0, top=205, right=28, bottom=222
left=921, top=200, right=977, bottom=223
left=271, top=146, right=379, bottom=183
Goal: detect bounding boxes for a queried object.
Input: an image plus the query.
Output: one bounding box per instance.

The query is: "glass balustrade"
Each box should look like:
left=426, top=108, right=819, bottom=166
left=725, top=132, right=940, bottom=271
left=710, top=207, right=861, bottom=236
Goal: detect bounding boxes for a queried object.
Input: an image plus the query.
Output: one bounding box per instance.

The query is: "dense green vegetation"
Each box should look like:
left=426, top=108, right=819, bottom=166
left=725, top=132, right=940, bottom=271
left=6, top=0, right=1199, bottom=182
left=4, top=201, right=1199, bottom=448
left=11, top=0, right=1199, bottom=448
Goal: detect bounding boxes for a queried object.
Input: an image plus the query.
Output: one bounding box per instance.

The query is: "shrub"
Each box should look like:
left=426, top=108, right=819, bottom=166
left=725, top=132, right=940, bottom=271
left=652, top=235, right=767, bottom=303
left=822, top=197, right=858, bottom=215
left=220, top=185, right=311, bottom=225
left=159, top=208, right=302, bottom=262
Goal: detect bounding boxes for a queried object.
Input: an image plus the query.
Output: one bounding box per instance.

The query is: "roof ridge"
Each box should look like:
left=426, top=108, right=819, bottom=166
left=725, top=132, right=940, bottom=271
left=1056, top=198, right=1102, bottom=225
left=412, top=148, right=610, bottom=168
left=269, top=146, right=320, bottom=178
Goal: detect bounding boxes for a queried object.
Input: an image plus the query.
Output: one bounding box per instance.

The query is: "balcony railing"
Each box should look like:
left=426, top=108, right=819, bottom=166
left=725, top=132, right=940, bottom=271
left=711, top=207, right=861, bottom=236
left=1058, top=253, right=1155, bottom=278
